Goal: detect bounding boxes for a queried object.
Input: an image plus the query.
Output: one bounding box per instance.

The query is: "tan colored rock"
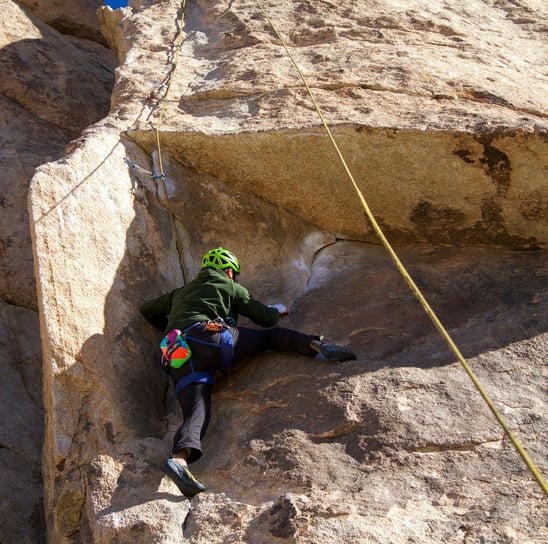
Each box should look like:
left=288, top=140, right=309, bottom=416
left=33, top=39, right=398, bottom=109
left=0, top=1, right=115, bottom=541
left=122, top=0, right=547, bottom=248
left=177, top=242, right=547, bottom=544
left=131, top=129, right=548, bottom=248
left=0, top=95, right=71, bottom=309
left=28, top=119, right=336, bottom=541
left=18, top=0, right=548, bottom=543
left=0, top=0, right=116, bottom=308
left=0, top=0, right=115, bottom=134
left=30, top=133, right=548, bottom=542
left=17, top=0, right=106, bottom=43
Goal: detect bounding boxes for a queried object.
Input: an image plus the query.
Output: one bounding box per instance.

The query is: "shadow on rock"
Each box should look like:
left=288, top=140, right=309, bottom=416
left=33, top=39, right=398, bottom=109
left=291, top=243, right=547, bottom=370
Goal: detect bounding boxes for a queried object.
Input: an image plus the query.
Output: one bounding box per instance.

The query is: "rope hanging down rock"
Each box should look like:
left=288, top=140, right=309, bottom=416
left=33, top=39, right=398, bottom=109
left=255, top=0, right=547, bottom=496
left=152, top=0, right=189, bottom=284
left=125, top=0, right=189, bottom=284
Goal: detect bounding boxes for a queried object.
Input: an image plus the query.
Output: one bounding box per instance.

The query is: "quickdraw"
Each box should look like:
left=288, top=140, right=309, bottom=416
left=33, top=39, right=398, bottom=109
left=205, top=319, right=224, bottom=332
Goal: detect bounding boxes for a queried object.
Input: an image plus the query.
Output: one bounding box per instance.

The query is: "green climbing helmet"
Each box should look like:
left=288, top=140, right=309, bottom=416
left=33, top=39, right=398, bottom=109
left=201, top=247, right=241, bottom=275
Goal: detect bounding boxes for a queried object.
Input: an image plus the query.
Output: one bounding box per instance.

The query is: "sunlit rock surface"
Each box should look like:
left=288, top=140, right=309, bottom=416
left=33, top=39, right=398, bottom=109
left=1, top=0, right=546, bottom=542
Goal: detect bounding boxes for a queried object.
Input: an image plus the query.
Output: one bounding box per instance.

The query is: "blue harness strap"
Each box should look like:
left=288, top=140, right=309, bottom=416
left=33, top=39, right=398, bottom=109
left=218, top=328, right=234, bottom=368
left=175, top=371, right=214, bottom=394
left=170, top=320, right=235, bottom=393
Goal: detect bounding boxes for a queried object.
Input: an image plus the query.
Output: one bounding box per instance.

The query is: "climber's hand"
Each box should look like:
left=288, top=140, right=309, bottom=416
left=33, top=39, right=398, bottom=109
left=269, top=303, right=289, bottom=317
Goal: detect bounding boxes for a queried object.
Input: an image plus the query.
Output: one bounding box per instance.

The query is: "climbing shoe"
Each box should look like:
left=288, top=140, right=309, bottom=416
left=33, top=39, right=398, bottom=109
left=310, top=337, right=356, bottom=362
left=166, top=458, right=206, bottom=497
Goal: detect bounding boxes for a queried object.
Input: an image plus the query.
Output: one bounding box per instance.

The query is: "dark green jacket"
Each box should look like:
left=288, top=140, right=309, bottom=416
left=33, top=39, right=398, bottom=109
left=140, top=267, right=280, bottom=333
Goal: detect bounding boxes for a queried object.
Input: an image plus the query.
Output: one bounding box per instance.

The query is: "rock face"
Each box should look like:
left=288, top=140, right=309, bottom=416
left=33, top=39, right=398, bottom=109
left=125, top=0, right=548, bottom=248
left=0, top=0, right=116, bottom=542
left=0, top=0, right=116, bottom=308
left=17, top=0, right=106, bottom=43
left=0, top=300, right=44, bottom=543
left=1, top=0, right=547, bottom=542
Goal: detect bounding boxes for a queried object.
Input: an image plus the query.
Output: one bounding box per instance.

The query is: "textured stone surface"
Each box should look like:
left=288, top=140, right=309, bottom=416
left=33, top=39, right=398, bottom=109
left=0, top=300, right=44, bottom=543
left=180, top=243, right=547, bottom=544
left=121, top=0, right=548, bottom=248
left=0, top=1, right=115, bottom=542
left=29, top=134, right=548, bottom=542
left=1, top=0, right=546, bottom=542
left=17, top=0, right=106, bottom=43
left=0, top=0, right=116, bottom=308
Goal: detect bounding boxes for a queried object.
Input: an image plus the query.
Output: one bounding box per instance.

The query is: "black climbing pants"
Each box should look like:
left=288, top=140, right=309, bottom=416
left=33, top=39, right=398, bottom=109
left=232, top=326, right=317, bottom=362
left=172, top=326, right=317, bottom=463
left=173, top=381, right=212, bottom=464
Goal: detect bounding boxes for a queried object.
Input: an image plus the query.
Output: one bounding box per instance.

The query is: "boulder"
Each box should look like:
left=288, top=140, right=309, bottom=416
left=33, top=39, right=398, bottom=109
left=0, top=1, right=115, bottom=541
left=8, top=0, right=548, bottom=542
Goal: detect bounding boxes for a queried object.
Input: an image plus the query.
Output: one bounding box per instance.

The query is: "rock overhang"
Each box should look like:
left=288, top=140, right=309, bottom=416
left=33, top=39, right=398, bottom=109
left=126, top=122, right=548, bottom=249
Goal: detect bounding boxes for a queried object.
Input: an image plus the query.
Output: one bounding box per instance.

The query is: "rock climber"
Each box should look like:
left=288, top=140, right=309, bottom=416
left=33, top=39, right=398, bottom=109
left=140, top=247, right=356, bottom=497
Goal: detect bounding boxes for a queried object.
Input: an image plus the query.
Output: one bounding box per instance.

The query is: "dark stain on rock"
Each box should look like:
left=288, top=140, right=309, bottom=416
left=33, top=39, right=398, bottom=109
left=519, top=188, right=548, bottom=221
left=480, top=197, right=504, bottom=225
left=467, top=89, right=513, bottom=108
left=130, top=521, right=147, bottom=534
left=476, top=198, right=540, bottom=248
left=410, top=200, right=466, bottom=243
left=268, top=495, right=301, bottom=539
left=104, top=421, right=116, bottom=443
left=408, top=199, right=540, bottom=249
left=453, top=149, right=475, bottom=164
left=476, top=137, right=511, bottom=197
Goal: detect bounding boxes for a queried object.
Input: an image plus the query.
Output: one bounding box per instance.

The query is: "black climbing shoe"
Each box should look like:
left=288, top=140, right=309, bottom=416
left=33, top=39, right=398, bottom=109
left=310, top=337, right=356, bottom=362
left=166, top=458, right=206, bottom=497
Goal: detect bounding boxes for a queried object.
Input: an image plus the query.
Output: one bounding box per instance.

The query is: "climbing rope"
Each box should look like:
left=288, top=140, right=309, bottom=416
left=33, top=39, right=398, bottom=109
left=153, top=0, right=189, bottom=283
left=125, top=0, right=189, bottom=283
left=255, top=0, right=547, bottom=496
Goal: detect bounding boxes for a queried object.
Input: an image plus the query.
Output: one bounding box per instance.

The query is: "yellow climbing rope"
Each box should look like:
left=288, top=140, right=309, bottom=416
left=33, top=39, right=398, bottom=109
left=255, top=0, right=547, bottom=496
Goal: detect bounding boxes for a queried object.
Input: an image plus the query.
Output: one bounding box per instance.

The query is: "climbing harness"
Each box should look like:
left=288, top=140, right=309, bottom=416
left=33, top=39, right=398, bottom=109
left=186, top=319, right=235, bottom=370
left=161, top=320, right=235, bottom=371
left=255, top=0, right=547, bottom=496
left=160, top=319, right=234, bottom=392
